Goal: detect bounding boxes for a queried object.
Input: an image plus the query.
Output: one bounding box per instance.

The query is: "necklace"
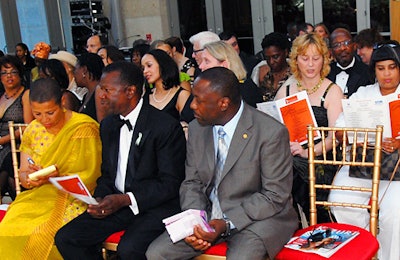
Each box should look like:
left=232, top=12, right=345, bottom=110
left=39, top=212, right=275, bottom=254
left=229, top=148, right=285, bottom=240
left=297, top=78, right=324, bottom=95
left=152, top=87, right=172, bottom=103
left=4, top=87, right=22, bottom=99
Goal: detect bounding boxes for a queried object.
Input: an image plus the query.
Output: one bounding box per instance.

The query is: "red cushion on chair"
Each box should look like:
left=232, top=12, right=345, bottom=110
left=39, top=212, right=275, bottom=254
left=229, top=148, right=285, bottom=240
left=203, top=241, right=228, bottom=256
left=275, top=223, right=379, bottom=260
left=0, top=210, right=6, bottom=222
left=105, top=230, right=125, bottom=243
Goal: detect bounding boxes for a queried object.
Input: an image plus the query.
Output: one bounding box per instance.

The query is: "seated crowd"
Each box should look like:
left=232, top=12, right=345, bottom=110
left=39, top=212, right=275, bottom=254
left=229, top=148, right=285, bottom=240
left=0, top=22, right=398, bottom=260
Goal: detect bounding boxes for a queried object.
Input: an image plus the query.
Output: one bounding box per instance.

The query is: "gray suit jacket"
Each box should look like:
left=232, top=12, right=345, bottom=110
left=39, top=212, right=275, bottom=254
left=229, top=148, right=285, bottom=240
left=180, top=103, right=298, bottom=258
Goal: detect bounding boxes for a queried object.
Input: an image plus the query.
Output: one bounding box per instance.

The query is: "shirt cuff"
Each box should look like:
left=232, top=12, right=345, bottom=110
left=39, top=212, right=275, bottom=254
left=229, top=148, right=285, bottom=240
left=127, top=192, right=139, bottom=215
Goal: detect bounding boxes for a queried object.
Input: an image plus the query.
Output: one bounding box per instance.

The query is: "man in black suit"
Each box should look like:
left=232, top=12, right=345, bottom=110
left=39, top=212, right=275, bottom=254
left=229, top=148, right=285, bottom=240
left=55, top=61, right=186, bottom=260
left=327, top=28, right=373, bottom=97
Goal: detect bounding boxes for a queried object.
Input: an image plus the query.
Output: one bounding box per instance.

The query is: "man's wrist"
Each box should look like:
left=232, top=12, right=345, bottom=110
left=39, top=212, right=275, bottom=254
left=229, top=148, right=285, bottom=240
left=220, top=218, right=231, bottom=237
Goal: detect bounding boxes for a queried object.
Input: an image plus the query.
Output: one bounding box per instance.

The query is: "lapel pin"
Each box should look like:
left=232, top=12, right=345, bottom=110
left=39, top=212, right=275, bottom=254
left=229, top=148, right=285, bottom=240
left=243, top=133, right=248, bottom=139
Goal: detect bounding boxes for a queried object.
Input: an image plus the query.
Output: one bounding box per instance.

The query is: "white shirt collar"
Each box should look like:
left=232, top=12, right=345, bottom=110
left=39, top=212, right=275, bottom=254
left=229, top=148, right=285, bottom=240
left=337, top=57, right=355, bottom=70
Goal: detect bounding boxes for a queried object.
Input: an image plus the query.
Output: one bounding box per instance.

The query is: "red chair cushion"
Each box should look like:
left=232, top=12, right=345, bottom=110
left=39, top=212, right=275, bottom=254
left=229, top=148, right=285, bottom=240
left=0, top=210, right=6, bottom=222
left=105, top=230, right=125, bottom=243
left=275, top=223, right=379, bottom=260
left=203, top=241, right=228, bottom=256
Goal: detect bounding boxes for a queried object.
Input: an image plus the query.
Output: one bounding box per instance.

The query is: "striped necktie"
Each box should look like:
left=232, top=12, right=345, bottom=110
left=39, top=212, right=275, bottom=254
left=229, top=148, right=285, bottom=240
left=210, top=127, right=227, bottom=220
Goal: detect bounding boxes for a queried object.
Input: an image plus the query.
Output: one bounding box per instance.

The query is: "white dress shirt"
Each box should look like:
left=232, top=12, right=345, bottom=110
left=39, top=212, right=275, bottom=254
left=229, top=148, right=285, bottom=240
left=335, top=57, right=355, bottom=94
left=115, top=98, right=143, bottom=215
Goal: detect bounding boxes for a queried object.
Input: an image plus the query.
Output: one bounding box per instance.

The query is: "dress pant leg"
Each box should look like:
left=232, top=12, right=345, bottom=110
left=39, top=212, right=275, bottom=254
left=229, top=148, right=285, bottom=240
left=146, top=231, right=202, bottom=260
left=55, top=209, right=133, bottom=260
left=226, top=229, right=268, bottom=260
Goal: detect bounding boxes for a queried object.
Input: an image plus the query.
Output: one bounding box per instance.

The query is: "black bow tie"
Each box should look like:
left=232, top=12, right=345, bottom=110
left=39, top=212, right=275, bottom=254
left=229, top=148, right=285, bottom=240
left=339, top=65, right=353, bottom=74
left=119, top=119, right=133, bottom=131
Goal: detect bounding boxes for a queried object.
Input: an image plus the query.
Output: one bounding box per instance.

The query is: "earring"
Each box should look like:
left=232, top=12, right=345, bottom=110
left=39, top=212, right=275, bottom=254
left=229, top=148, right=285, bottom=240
left=82, top=73, right=86, bottom=78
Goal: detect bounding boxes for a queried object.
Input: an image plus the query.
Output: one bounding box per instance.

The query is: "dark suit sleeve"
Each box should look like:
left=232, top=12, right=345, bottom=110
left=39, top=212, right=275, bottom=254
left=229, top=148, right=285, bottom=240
left=93, top=117, right=119, bottom=197
left=131, top=118, right=186, bottom=213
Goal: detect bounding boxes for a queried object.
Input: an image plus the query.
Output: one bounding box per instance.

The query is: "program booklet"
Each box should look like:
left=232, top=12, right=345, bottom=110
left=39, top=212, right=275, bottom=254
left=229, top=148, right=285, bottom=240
left=49, top=175, right=98, bottom=205
left=284, top=225, right=359, bottom=258
left=162, top=209, right=215, bottom=243
left=342, top=93, right=400, bottom=141
left=257, top=90, right=321, bottom=145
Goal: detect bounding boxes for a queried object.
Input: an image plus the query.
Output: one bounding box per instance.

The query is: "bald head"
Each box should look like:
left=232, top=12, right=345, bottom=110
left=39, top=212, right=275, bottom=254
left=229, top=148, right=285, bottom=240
left=86, top=35, right=102, bottom=53
left=330, top=28, right=351, bottom=43
left=329, top=28, right=355, bottom=67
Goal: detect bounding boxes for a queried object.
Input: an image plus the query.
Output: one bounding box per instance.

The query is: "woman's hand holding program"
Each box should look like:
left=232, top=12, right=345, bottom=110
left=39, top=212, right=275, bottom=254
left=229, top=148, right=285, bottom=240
left=382, top=137, right=400, bottom=153
left=290, top=141, right=308, bottom=158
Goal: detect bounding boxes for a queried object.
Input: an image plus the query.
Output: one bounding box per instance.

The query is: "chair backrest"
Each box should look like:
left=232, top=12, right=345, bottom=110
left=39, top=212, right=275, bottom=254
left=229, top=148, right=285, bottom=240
left=307, top=125, right=383, bottom=237
left=8, top=121, right=28, bottom=196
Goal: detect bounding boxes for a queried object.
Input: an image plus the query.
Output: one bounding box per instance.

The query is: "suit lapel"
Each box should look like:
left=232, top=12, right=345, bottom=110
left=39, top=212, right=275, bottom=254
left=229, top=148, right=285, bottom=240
left=109, top=116, right=122, bottom=177
left=128, top=104, right=149, bottom=172
left=204, top=127, right=215, bottom=182
left=220, top=105, right=253, bottom=180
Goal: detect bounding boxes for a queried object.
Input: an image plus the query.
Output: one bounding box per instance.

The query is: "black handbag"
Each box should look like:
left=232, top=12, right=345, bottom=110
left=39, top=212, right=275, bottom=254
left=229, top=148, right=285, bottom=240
left=349, top=147, right=400, bottom=180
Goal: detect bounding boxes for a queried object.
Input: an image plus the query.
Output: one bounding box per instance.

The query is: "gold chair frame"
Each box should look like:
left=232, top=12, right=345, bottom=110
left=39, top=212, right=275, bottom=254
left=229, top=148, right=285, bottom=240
left=307, top=125, right=383, bottom=237
left=8, top=121, right=28, bottom=197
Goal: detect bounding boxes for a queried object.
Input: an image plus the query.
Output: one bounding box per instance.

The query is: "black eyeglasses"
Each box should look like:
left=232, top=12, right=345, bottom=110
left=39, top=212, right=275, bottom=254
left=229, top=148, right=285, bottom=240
left=331, top=40, right=352, bottom=50
left=0, top=70, right=19, bottom=77
left=193, top=48, right=204, bottom=54
left=373, top=43, right=399, bottom=50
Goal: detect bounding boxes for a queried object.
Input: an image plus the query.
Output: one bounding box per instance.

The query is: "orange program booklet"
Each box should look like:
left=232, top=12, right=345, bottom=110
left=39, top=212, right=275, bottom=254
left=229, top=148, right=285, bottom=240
left=49, top=175, right=98, bottom=205
left=274, top=91, right=321, bottom=145
left=389, top=96, right=400, bottom=138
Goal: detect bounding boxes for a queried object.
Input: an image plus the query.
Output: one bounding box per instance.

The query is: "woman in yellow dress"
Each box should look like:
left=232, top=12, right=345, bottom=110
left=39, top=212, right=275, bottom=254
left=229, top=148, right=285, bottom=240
left=0, top=78, right=102, bottom=259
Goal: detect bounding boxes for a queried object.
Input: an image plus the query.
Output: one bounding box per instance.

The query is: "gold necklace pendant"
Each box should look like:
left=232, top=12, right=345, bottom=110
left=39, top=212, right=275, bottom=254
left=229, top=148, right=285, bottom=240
left=297, top=78, right=323, bottom=95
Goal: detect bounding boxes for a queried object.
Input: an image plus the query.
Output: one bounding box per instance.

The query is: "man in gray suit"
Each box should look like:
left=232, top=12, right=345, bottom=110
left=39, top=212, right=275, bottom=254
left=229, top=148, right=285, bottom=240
left=146, top=67, right=297, bottom=260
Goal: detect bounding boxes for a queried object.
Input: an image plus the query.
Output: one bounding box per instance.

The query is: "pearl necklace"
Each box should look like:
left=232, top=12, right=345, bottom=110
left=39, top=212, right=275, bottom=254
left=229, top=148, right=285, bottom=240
left=152, top=87, right=172, bottom=103
left=297, top=78, right=323, bottom=95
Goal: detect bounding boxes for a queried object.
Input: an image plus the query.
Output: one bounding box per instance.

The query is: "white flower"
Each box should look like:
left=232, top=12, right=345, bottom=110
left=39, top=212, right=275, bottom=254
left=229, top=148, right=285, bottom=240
left=135, top=132, right=142, bottom=146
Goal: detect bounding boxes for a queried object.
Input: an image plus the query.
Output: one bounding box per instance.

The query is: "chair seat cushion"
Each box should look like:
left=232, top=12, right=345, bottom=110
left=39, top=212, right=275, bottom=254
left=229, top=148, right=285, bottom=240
left=275, top=223, right=379, bottom=260
left=203, top=241, right=228, bottom=256
left=105, top=230, right=125, bottom=243
left=0, top=209, right=6, bottom=222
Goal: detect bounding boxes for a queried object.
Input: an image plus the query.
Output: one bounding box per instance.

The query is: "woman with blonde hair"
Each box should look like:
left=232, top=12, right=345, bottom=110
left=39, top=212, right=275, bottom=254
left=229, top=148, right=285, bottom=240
left=199, top=41, right=263, bottom=107
left=275, top=33, right=343, bottom=222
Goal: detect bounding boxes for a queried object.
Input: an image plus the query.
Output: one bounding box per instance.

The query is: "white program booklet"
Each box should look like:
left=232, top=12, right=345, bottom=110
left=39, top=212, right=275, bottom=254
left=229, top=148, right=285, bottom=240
left=341, top=93, right=400, bottom=142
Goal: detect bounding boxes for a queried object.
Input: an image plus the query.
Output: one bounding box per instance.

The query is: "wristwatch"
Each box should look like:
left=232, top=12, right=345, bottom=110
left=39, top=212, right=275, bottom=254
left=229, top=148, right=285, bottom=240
left=220, top=218, right=231, bottom=238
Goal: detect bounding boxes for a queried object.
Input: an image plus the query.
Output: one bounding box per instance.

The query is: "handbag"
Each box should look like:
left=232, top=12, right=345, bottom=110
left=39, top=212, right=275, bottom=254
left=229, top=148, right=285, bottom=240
left=349, top=147, right=400, bottom=180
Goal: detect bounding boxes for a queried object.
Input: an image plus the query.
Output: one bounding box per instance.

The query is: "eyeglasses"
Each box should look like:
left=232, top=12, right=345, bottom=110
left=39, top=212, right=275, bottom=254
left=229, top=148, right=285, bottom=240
left=193, top=48, right=204, bottom=54
left=331, top=40, right=353, bottom=50
left=373, top=43, right=399, bottom=50
left=0, top=70, right=19, bottom=77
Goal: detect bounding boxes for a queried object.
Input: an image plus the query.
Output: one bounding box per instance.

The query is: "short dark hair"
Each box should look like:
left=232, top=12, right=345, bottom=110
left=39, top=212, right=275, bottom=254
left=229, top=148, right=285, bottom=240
left=197, top=67, right=241, bottom=105
left=102, top=61, right=144, bottom=97
left=218, top=31, right=237, bottom=41
left=354, top=28, right=384, bottom=48
left=147, top=49, right=180, bottom=90
left=77, top=53, right=104, bottom=81
left=15, top=42, right=30, bottom=56
left=261, top=32, right=290, bottom=51
left=99, top=45, right=125, bottom=63
left=130, top=43, right=150, bottom=61
left=0, top=55, right=25, bottom=80
left=165, top=36, right=184, bottom=54
left=370, top=44, right=400, bottom=77
left=39, top=59, right=69, bottom=90
left=30, top=78, right=63, bottom=105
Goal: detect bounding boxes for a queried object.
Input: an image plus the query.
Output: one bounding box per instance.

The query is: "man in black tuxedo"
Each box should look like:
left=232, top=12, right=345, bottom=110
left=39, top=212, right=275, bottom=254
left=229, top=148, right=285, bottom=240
left=327, top=28, right=373, bottom=97
left=55, top=61, right=186, bottom=260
